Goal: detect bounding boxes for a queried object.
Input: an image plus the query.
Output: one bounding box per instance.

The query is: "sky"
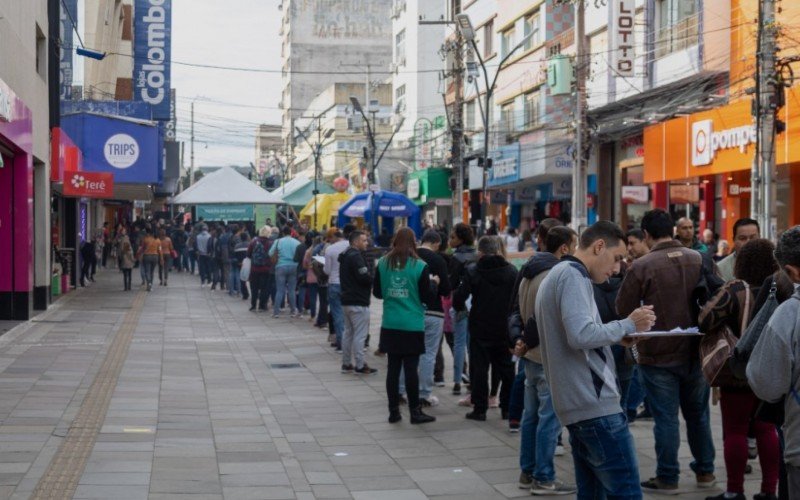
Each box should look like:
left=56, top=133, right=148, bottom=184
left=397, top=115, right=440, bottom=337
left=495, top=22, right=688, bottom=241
left=171, top=0, right=283, bottom=168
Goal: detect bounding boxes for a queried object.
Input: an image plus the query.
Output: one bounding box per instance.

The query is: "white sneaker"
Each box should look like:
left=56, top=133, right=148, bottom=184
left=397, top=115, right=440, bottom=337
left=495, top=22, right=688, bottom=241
left=554, top=445, right=565, bottom=456
left=424, top=395, right=439, bottom=406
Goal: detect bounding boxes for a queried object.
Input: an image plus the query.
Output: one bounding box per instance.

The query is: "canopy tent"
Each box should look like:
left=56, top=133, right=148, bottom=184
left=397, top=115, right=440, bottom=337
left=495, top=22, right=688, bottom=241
left=299, top=191, right=352, bottom=231
left=337, top=191, right=422, bottom=238
left=172, top=166, right=283, bottom=205
left=278, top=179, right=336, bottom=208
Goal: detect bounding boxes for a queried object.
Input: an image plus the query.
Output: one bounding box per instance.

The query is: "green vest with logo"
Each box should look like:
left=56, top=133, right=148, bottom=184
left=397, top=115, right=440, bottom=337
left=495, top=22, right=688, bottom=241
left=377, top=256, right=426, bottom=332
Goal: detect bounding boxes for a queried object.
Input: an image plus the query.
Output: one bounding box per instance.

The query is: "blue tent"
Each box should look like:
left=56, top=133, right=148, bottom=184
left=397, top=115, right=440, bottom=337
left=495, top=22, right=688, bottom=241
left=337, top=190, right=422, bottom=238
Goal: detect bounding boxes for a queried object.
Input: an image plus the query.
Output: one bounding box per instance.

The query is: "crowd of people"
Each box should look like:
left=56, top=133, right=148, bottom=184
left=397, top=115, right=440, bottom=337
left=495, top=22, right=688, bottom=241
left=78, top=211, right=800, bottom=500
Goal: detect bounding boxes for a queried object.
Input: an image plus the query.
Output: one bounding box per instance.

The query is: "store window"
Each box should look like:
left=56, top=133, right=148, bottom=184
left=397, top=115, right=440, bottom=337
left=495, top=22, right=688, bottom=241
left=501, top=28, right=515, bottom=59
left=396, top=29, right=406, bottom=65
left=501, top=102, right=514, bottom=133
left=655, top=0, right=698, bottom=58
left=483, top=20, right=494, bottom=58
left=523, top=11, right=540, bottom=51
left=523, top=90, right=540, bottom=128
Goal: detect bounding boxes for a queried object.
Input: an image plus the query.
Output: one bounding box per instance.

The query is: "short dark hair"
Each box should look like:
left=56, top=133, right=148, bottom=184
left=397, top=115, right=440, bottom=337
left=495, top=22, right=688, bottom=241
left=349, top=230, right=365, bottom=244
left=536, top=218, right=563, bottom=243
left=733, top=218, right=760, bottom=237
left=626, top=229, right=645, bottom=241
left=452, top=222, right=474, bottom=246
left=342, top=224, right=357, bottom=237
left=775, top=226, right=800, bottom=268
left=641, top=209, right=674, bottom=240
left=477, top=235, right=500, bottom=256
left=545, top=226, right=577, bottom=253
left=735, top=239, right=778, bottom=287
left=579, top=221, right=625, bottom=250
left=281, top=226, right=292, bottom=236
left=421, top=229, right=442, bottom=245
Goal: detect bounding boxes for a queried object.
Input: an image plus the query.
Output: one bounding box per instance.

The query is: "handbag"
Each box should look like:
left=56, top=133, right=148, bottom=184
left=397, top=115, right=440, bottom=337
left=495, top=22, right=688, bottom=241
left=699, top=282, right=751, bottom=387
left=170, top=249, right=178, bottom=259
left=240, top=257, right=252, bottom=282
left=731, top=278, right=779, bottom=379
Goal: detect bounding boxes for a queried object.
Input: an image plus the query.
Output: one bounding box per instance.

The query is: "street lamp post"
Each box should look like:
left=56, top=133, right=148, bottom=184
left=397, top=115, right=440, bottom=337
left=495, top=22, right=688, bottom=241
left=296, top=127, right=334, bottom=231
left=456, top=14, right=532, bottom=234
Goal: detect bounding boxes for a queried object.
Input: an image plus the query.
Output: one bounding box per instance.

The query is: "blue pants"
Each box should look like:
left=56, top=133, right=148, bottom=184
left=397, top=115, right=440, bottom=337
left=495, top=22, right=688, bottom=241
left=198, top=255, right=211, bottom=284
left=508, top=361, right=526, bottom=423
left=568, top=413, right=642, bottom=499
left=400, top=315, right=444, bottom=399
left=274, top=266, right=298, bottom=315
left=520, top=359, right=562, bottom=482
left=228, top=263, right=240, bottom=296
left=640, top=362, right=715, bottom=484
left=306, top=283, right=319, bottom=318
left=452, top=310, right=469, bottom=384
left=328, top=284, right=345, bottom=347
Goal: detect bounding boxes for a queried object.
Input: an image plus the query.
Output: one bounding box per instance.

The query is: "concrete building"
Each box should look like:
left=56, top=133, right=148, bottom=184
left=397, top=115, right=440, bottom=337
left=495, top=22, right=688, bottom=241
left=83, top=0, right=134, bottom=100
left=292, top=82, right=396, bottom=193
left=254, top=124, right=282, bottom=175
left=0, top=0, right=51, bottom=318
left=278, top=0, right=393, bottom=154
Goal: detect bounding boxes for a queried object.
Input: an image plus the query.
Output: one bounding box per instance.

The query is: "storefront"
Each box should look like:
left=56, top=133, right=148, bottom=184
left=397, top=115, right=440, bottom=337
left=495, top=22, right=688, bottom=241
left=644, top=88, right=800, bottom=240
left=0, top=79, right=35, bottom=319
left=407, top=168, right=453, bottom=228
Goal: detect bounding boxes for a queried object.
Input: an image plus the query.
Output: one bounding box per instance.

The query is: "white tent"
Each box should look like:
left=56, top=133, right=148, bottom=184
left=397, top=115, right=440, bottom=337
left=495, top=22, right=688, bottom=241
left=172, top=166, right=283, bottom=205
left=277, top=174, right=310, bottom=199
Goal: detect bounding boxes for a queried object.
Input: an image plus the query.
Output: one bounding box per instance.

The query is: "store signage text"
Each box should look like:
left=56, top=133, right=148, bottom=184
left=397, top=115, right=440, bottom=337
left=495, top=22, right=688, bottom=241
left=134, top=0, right=172, bottom=120
left=104, top=133, right=140, bottom=169
left=64, top=171, right=114, bottom=199
left=0, top=87, right=13, bottom=123
left=691, top=119, right=756, bottom=166
left=492, top=158, right=518, bottom=179
left=407, top=178, right=420, bottom=199
left=612, top=0, right=636, bottom=77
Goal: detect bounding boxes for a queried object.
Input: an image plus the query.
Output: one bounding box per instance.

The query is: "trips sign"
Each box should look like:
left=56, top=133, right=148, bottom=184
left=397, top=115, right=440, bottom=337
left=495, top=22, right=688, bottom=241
left=63, top=171, right=114, bottom=199
left=134, top=0, right=172, bottom=120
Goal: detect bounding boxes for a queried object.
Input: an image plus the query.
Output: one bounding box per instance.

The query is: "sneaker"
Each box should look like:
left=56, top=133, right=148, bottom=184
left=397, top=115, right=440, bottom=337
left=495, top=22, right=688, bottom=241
left=452, top=383, right=462, bottom=395
left=488, top=396, right=499, bottom=409
left=748, top=437, right=758, bottom=459
left=696, top=473, right=716, bottom=489
left=518, top=471, right=533, bottom=489
left=508, top=420, right=520, bottom=433
left=420, top=396, right=439, bottom=407
left=399, top=394, right=408, bottom=405
left=354, top=365, right=377, bottom=375
left=531, top=479, right=577, bottom=496
left=434, top=379, right=446, bottom=387
left=704, top=494, right=745, bottom=500
left=341, top=364, right=354, bottom=374
left=641, top=477, right=679, bottom=494
left=465, top=410, right=486, bottom=421
left=635, top=408, right=653, bottom=420
left=461, top=373, right=470, bottom=384
left=458, top=395, right=472, bottom=407
left=374, top=348, right=385, bottom=357
left=554, top=444, right=565, bottom=456
left=745, top=463, right=753, bottom=474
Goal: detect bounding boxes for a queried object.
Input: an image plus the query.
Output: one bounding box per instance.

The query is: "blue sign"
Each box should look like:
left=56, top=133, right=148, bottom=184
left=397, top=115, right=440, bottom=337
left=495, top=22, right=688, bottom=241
left=60, top=0, right=78, bottom=100
left=488, top=144, right=521, bottom=187
left=62, top=113, right=161, bottom=184
left=134, top=0, right=172, bottom=120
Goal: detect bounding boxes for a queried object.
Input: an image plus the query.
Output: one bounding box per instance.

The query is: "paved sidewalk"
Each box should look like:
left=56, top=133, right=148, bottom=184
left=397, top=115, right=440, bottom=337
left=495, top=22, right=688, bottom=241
left=0, top=270, right=773, bottom=499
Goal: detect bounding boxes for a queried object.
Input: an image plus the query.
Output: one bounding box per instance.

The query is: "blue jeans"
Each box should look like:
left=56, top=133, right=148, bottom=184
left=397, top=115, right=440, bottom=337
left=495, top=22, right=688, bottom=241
left=197, top=255, right=210, bottom=283
left=228, top=263, right=240, bottom=296
left=612, top=345, right=634, bottom=412
left=452, top=310, right=469, bottom=384
left=296, top=282, right=307, bottom=313
left=400, top=315, right=444, bottom=399
left=508, top=361, right=525, bottom=422
left=306, top=283, right=319, bottom=318
left=520, top=359, right=562, bottom=482
left=274, top=265, right=298, bottom=315
left=640, top=362, right=715, bottom=484
left=626, top=367, right=646, bottom=415
left=328, top=284, right=344, bottom=346
left=568, top=413, right=642, bottom=499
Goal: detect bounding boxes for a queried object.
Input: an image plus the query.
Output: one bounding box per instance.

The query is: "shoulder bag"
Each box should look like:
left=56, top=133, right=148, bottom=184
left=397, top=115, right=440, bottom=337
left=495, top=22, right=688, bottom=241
left=731, top=278, right=779, bottom=379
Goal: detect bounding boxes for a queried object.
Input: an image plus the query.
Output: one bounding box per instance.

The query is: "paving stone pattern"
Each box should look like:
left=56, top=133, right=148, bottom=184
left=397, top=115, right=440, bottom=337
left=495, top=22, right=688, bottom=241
left=0, top=270, right=774, bottom=499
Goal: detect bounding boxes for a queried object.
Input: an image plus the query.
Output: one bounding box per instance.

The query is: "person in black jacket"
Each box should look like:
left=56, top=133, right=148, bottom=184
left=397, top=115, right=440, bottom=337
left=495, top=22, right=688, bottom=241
left=454, top=235, right=518, bottom=421
left=448, top=223, right=478, bottom=395
left=339, top=230, right=377, bottom=375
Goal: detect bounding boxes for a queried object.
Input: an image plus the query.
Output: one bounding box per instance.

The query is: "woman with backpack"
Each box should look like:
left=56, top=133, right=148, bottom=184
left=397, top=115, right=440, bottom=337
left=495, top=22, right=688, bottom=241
left=699, top=239, right=781, bottom=500
left=247, top=226, right=273, bottom=312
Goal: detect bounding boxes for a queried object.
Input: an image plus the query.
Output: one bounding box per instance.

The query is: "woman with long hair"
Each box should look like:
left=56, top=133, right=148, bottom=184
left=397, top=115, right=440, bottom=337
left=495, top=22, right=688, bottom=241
left=158, top=228, right=175, bottom=286
left=118, top=228, right=134, bottom=291
left=373, top=227, right=437, bottom=424
left=699, top=238, right=781, bottom=500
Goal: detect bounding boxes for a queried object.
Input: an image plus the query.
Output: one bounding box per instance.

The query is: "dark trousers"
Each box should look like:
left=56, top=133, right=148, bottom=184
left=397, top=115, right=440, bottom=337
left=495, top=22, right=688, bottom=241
left=240, top=280, right=249, bottom=300
left=122, top=269, right=132, bottom=290
left=198, top=255, right=211, bottom=283
left=250, top=272, right=269, bottom=310
left=102, top=244, right=110, bottom=267
left=508, top=361, right=526, bottom=422
left=469, top=337, right=514, bottom=413
left=316, top=286, right=329, bottom=327
left=387, top=354, right=420, bottom=410
left=80, top=259, right=92, bottom=286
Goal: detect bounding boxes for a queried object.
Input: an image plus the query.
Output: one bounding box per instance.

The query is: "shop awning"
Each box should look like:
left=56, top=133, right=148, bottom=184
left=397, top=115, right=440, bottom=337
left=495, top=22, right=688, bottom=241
left=282, top=182, right=335, bottom=208
left=299, top=191, right=351, bottom=231
left=172, top=166, right=283, bottom=205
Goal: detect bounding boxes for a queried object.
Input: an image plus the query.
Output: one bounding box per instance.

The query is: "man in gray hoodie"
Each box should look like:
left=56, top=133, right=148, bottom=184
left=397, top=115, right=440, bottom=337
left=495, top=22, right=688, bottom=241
left=747, top=225, right=800, bottom=497
left=535, top=221, right=656, bottom=499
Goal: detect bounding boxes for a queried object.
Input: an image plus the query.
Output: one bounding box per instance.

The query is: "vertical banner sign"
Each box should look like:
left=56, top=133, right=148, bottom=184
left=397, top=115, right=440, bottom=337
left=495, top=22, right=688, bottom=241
left=134, top=0, right=172, bottom=120
left=612, top=0, right=635, bottom=77
left=60, top=0, right=78, bottom=100
left=165, top=89, right=177, bottom=141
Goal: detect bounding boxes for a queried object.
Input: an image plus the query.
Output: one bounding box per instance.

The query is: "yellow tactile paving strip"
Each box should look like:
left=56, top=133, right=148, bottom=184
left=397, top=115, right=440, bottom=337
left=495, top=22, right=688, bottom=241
left=30, top=291, right=146, bottom=500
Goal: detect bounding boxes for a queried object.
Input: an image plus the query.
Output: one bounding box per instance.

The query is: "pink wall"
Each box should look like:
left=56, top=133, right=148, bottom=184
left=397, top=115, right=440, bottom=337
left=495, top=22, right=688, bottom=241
left=0, top=78, right=34, bottom=293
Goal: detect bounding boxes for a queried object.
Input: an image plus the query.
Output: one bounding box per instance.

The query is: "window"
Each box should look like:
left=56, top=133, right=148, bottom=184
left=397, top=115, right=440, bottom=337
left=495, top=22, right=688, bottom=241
left=655, top=0, right=698, bottom=58
left=483, top=20, right=494, bottom=57
left=501, top=28, right=515, bottom=59
left=524, top=90, right=540, bottom=128
left=35, top=24, right=46, bottom=79
left=396, top=29, right=406, bottom=65
left=465, top=100, right=476, bottom=130
left=501, top=102, right=514, bottom=132
left=523, top=12, right=540, bottom=51
left=395, top=84, right=406, bottom=112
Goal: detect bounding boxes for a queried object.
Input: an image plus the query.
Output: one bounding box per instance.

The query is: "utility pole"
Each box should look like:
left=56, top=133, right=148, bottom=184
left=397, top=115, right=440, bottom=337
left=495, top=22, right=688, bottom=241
left=571, top=0, right=588, bottom=231
left=190, top=101, right=195, bottom=186
left=753, top=0, right=778, bottom=240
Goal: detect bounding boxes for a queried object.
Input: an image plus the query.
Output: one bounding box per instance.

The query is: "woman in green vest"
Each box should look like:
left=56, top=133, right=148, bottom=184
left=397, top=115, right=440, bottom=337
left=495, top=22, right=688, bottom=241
left=373, top=227, right=437, bottom=424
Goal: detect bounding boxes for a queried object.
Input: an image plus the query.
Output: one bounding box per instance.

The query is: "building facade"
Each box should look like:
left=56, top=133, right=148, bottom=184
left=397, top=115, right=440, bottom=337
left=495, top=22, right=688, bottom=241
left=278, top=0, right=393, bottom=161
left=83, top=0, right=134, bottom=100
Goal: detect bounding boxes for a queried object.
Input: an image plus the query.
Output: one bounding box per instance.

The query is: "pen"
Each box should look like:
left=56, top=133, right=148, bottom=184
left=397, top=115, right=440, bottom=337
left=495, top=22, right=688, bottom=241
left=631, top=300, right=644, bottom=362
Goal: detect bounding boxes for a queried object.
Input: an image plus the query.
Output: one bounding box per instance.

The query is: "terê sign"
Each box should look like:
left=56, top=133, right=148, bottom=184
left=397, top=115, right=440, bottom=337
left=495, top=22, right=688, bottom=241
left=63, top=171, right=114, bottom=199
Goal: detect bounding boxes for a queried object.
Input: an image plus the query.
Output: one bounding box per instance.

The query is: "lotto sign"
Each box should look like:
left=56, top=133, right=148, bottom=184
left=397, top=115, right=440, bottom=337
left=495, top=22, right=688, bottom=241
left=612, top=0, right=636, bottom=77
left=63, top=171, right=114, bottom=199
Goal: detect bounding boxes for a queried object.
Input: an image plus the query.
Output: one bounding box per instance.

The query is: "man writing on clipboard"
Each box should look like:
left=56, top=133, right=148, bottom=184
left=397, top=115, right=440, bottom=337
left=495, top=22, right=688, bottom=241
left=616, top=208, right=719, bottom=494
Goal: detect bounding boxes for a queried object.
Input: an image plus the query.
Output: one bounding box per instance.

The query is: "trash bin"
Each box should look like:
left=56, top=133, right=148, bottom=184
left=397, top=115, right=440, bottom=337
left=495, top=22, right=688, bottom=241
left=51, top=272, right=61, bottom=297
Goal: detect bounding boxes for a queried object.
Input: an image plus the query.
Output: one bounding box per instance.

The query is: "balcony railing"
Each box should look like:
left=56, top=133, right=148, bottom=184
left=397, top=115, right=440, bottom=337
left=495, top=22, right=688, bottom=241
left=654, top=12, right=699, bottom=59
